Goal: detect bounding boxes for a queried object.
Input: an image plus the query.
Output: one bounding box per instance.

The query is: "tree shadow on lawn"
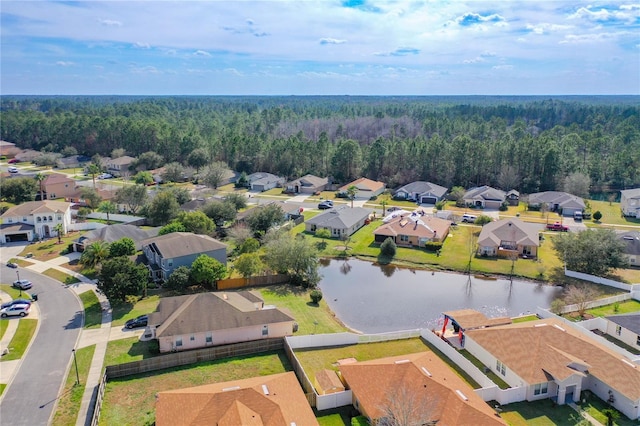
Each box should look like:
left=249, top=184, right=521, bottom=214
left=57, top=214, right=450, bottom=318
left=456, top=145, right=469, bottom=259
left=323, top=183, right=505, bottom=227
left=127, top=340, right=159, bottom=360
left=262, top=283, right=307, bottom=297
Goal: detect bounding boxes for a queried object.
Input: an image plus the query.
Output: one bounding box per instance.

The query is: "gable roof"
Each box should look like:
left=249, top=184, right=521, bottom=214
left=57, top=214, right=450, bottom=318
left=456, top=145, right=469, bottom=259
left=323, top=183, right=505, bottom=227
left=463, top=185, right=506, bottom=202
left=107, top=155, right=135, bottom=166
left=149, top=292, right=294, bottom=338
left=394, top=181, right=448, bottom=198
left=442, top=309, right=512, bottom=330
left=76, top=224, right=159, bottom=249
left=374, top=213, right=451, bottom=240
left=306, top=206, right=371, bottom=229
left=288, top=174, right=328, bottom=188
left=621, top=188, right=640, bottom=199
left=465, top=318, right=640, bottom=401
left=44, top=173, right=75, bottom=186
left=478, top=218, right=540, bottom=248
left=339, top=177, right=385, bottom=193
left=618, top=231, right=640, bottom=255
left=339, top=352, right=505, bottom=425
left=1, top=200, right=71, bottom=218
left=156, top=372, right=318, bottom=426
left=606, top=312, right=640, bottom=335
left=248, top=172, right=283, bottom=185
left=142, top=232, right=226, bottom=259
left=528, top=191, right=585, bottom=209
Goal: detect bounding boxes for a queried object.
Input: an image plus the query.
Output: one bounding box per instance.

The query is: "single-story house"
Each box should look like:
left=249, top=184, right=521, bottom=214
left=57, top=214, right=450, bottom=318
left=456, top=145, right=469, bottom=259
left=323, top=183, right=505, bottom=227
left=105, top=155, right=136, bottom=177
left=373, top=212, right=451, bottom=247
left=477, top=218, right=541, bottom=258
left=603, top=312, right=640, bottom=353
left=247, top=172, right=285, bottom=192
left=0, top=140, right=18, bottom=157
left=528, top=191, right=585, bottom=217
left=621, top=188, right=640, bottom=218
left=305, top=206, right=371, bottom=238
left=141, top=232, right=227, bottom=282
left=55, top=155, right=91, bottom=170
left=618, top=230, right=640, bottom=267
left=462, top=185, right=506, bottom=209
left=339, top=352, right=506, bottom=426
left=0, top=200, right=72, bottom=243
left=393, top=181, right=448, bottom=204
left=41, top=173, right=77, bottom=200
left=338, top=177, right=385, bottom=200
left=284, top=174, right=329, bottom=194
left=155, top=372, right=319, bottom=426
left=506, top=189, right=520, bottom=206
left=146, top=291, right=296, bottom=353
left=72, top=223, right=159, bottom=252
left=464, top=316, right=640, bottom=420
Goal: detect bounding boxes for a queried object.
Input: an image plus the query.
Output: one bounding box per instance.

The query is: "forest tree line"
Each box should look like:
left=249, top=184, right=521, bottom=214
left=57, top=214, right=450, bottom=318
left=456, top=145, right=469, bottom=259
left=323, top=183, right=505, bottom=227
left=1, top=96, right=638, bottom=195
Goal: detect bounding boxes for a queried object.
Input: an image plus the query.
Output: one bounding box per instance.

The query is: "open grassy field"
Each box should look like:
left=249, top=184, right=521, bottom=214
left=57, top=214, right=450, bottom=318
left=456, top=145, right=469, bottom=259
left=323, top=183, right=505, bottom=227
left=51, top=344, right=96, bottom=426
left=99, top=351, right=290, bottom=426
left=0, top=319, right=37, bottom=361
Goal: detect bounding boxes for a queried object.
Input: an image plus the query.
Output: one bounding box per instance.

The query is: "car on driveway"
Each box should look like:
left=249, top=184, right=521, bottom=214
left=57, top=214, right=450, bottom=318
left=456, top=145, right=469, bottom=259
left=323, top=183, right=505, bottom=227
left=125, top=314, right=148, bottom=329
left=98, top=173, right=113, bottom=179
left=1, top=299, right=32, bottom=309
left=8, top=158, right=18, bottom=164
left=12, top=280, right=33, bottom=290
left=8, top=166, right=19, bottom=173
left=1, top=304, right=31, bottom=318
left=6, top=261, right=18, bottom=268
left=318, top=200, right=334, bottom=210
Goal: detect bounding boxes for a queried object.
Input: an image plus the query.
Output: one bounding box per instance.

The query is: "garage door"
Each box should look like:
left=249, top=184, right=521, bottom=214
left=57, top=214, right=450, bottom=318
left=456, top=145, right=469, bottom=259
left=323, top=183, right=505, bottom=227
left=420, top=196, right=437, bottom=204
left=5, top=233, right=29, bottom=242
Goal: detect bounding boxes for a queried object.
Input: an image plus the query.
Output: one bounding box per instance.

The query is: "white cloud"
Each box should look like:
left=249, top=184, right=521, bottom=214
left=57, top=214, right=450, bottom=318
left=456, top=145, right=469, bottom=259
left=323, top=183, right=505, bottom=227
left=319, top=38, right=347, bottom=45
left=568, top=5, right=640, bottom=23
left=99, top=19, right=122, bottom=27
left=130, top=65, right=159, bottom=74
left=56, top=61, right=74, bottom=66
left=492, top=64, right=513, bottom=70
left=193, top=50, right=211, bottom=57
left=134, top=42, right=150, bottom=49
left=560, top=31, right=630, bottom=44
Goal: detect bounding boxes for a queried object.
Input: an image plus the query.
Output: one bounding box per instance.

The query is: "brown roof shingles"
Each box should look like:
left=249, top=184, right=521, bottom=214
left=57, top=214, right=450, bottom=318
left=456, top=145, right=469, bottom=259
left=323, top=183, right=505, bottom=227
left=375, top=215, right=451, bottom=240
left=442, top=309, right=512, bottom=330
left=1, top=200, right=71, bottom=217
left=339, top=177, right=385, bottom=193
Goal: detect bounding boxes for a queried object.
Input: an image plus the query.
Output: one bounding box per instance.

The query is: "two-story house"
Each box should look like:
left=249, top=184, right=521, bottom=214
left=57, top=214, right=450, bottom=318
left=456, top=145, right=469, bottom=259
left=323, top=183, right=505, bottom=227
left=141, top=232, right=227, bottom=282
left=0, top=200, right=72, bottom=243
left=106, top=156, right=136, bottom=177
left=41, top=173, right=77, bottom=200
left=621, top=188, right=640, bottom=218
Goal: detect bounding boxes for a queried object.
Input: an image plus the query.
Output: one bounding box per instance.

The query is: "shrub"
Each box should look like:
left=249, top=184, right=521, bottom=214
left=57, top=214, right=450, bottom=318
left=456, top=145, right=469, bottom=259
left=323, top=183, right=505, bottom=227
left=424, top=241, right=443, bottom=252
left=474, top=215, right=493, bottom=226
left=380, top=237, right=397, bottom=257
left=310, top=289, right=323, bottom=304
left=239, top=237, right=260, bottom=254
left=435, top=200, right=445, bottom=211
left=499, top=201, right=509, bottom=211
left=592, top=210, right=602, bottom=222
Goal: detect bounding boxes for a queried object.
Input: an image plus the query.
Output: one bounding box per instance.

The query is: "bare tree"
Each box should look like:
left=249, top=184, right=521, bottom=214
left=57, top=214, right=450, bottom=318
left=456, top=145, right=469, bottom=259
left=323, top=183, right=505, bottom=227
left=378, top=385, right=438, bottom=426
left=564, top=285, right=601, bottom=318
left=497, top=165, right=520, bottom=191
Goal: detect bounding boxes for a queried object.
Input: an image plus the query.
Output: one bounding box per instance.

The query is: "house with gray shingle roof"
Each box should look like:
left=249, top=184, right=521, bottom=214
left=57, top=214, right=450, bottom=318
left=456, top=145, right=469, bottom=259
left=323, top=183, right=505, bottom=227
left=141, top=232, right=226, bottom=282
left=305, top=206, right=371, bottom=238
left=72, top=223, right=159, bottom=252
left=528, top=191, right=585, bottom=217
left=393, top=181, right=448, bottom=205
left=603, top=312, right=640, bottom=353
left=477, top=218, right=541, bottom=258
left=618, top=230, right=640, bottom=266
left=247, top=172, right=285, bottom=192
left=462, top=185, right=506, bottom=209
left=621, top=188, right=640, bottom=218
left=147, top=291, right=296, bottom=353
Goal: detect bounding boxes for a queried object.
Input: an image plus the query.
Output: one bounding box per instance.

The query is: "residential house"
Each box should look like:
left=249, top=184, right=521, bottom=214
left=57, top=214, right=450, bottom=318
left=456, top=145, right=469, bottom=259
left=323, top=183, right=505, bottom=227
left=55, top=155, right=91, bottom=170
left=338, top=177, right=385, bottom=200
left=284, top=174, right=329, bottom=194
left=0, top=140, right=18, bottom=157
left=236, top=200, right=304, bottom=224
left=146, top=291, right=296, bottom=353
left=393, top=181, right=448, bottom=205
left=155, top=372, right=318, bottom=426
left=247, top=172, right=285, bottom=192
left=14, top=149, right=41, bottom=163
left=105, top=155, right=135, bottom=177
left=374, top=212, right=451, bottom=247
left=305, top=206, right=371, bottom=238
left=0, top=200, right=72, bottom=243
left=462, top=185, right=506, bottom=209
left=618, top=230, right=640, bottom=266
left=621, top=188, right=640, bottom=218
left=477, top=218, right=540, bottom=258
left=506, top=189, right=520, bottom=206
left=141, top=232, right=227, bottom=282
left=603, top=312, right=640, bottom=353
left=339, top=352, right=506, bottom=426
left=528, top=191, right=585, bottom=217
left=72, top=223, right=159, bottom=252
left=464, top=317, right=640, bottom=420
left=41, top=173, right=77, bottom=200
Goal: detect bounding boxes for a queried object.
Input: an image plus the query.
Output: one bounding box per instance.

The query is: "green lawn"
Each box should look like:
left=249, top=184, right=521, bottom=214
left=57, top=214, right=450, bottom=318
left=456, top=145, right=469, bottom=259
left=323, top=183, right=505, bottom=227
left=0, top=383, right=6, bottom=397
left=498, top=399, right=587, bottom=425
left=0, top=284, right=26, bottom=300
left=585, top=299, right=640, bottom=317
left=103, top=337, right=159, bottom=366
left=0, top=319, right=37, bottom=361
left=17, top=233, right=80, bottom=262
left=79, top=290, right=103, bottom=329
left=100, top=351, right=290, bottom=426
left=0, top=320, right=7, bottom=341
left=51, top=344, right=96, bottom=426
left=579, top=390, right=638, bottom=426
left=316, top=406, right=355, bottom=426
left=513, top=315, right=540, bottom=323
left=110, top=294, right=162, bottom=327
left=42, top=268, right=80, bottom=285
left=459, top=349, right=510, bottom=389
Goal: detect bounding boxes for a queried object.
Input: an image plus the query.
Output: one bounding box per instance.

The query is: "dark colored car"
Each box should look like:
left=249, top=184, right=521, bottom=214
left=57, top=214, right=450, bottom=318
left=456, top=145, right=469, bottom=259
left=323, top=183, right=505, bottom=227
left=318, top=200, right=334, bottom=210
left=125, top=315, right=148, bottom=329
left=8, top=158, right=18, bottom=164
left=6, top=262, right=18, bottom=268
left=1, top=299, right=32, bottom=309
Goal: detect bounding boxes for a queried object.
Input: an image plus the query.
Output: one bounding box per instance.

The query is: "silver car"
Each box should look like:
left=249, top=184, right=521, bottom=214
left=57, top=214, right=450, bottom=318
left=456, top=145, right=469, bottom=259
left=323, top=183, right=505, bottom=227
left=1, top=303, right=31, bottom=318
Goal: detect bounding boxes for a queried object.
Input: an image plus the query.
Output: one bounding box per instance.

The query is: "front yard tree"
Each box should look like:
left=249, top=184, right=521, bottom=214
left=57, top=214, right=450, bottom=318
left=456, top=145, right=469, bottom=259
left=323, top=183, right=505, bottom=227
left=202, top=200, right=237, bottom=227
left=190, top=255, right=227, bottom=288
left=224, top=192, right=247, bottom=211
left=115, top=184, right=147, bottom=214
left=109, top=237, right=136, bottom=257
left=34, top=172, right=46, bottom=200
left=87, top=163, right=101, bottom=188
left=1, top=177, right=37, bottom=203
left=80, top=241, right=110, bottom=268
left=134, top=171, right=154, bottom=186
left=449, top=186, right=466, bottom=206
left=98, top=256, right=148, bottom=302
left=53, top=223, right=64, bottom=244
left=592, top=210, right=602, bottom=222
left=234, top=253, right=263, bottom=278
left=203, top=161, right=231, bottom=189
left=474, top=215, right=493, bottom=226
left=165, top=266, right=191, bottom=291
left=247, top=203, right=285, bottom=236
left=552, top=228, right=628, bottom=276
left=144, top=190, right=180, bottom=226
left=161, top=162, right=184, bottom=183
left=563, top=171, right=591, bottom=199
left=177, top=211, right=215, bottom=235
left=166, top=186, right=191, bottom=205
left=346, top=185, right=358, bottom=208
left=187, top=148, right=209, bottom=174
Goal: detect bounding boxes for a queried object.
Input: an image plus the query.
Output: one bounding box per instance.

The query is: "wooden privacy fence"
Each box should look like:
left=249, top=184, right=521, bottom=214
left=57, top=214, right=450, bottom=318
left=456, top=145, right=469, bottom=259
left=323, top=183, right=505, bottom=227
left=217, top=274, right=289, bottom=290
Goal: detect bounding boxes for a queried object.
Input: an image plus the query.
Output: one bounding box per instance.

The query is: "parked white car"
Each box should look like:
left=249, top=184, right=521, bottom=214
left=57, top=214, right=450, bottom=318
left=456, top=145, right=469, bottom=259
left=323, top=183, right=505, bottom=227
left=1, top=303, right=31, bottom=318
left=98, top=173, right=114, bottom=179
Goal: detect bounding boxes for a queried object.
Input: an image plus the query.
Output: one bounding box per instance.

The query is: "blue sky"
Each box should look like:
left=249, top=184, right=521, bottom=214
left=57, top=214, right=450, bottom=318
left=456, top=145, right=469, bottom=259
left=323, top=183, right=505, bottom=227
left=1, top=1, right=639, bottom=95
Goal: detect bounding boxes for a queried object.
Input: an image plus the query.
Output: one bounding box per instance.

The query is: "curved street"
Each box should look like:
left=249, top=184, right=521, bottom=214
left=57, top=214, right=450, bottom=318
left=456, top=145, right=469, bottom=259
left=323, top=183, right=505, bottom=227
left=0, top=263, right=83, bottom=425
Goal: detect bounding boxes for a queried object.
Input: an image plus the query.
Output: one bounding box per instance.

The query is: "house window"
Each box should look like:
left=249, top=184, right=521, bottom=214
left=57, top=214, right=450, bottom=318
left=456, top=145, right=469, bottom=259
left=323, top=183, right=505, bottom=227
left=616, top=325, right=622, bottom=336
left=22, top=217, right=27, bottom=221
left=496, top=360, right=506, bottom=376
left=176, top=337, right=183, bottom=347
left=57, top=215, right=62, bottom=220
left=37, top=217, right=42, bottom=222
left=262, top=325, right=268, bottom=336
left=49, top=216, right=53, bottom=221
left=534, top=383, right=548, bottom=395
left=168, top=259, right=173, bottom=267
left=206, top=333, right=212, bottom=344
left=7, top=218, right=13, bottom=223
left=400, top=235, right=409, bottom=242
left=332, top=228, right=341, bottom=236
left=190, top=335, right=195, bottom=341
left=636, top=336, right=640, bottom=346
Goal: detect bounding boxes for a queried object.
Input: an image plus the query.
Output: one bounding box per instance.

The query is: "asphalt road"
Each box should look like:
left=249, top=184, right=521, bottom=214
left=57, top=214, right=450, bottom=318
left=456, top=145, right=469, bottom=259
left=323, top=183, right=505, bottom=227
left=0, top=265, right=83, bottom=426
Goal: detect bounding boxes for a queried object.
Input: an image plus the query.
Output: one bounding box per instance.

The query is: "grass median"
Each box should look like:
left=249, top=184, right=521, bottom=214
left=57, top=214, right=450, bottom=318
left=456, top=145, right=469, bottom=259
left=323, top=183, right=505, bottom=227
left=51, top=344, right=96, bottom=426
left=0, top=318, right=37, bottom=361
left=42, top=268, right=80, bottom=285
left=79, top=290, right=103, bottom=329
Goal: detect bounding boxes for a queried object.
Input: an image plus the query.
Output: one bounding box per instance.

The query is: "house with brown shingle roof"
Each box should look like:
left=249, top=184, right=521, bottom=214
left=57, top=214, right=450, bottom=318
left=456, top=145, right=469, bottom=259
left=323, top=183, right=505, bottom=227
left=0, top=200, right=72, bottom=243
left=477, top=218, right=541, bottom=258
left=464, top=317, right=640, bottom=420
left=156, top=371, right=318, bottom=426
left=339, top=352, right=506, bottom=425
left=374, top=212, right=451, bottom=247
left=338, top=177, right=385, bottom=200
left=285, top=174, right=329, bottom=194
left=147, top=291, right=296, bottom=353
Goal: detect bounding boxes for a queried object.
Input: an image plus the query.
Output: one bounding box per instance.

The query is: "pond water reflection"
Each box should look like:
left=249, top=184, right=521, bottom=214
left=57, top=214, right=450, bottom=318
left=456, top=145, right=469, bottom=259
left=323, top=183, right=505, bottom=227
left=318, top=259, right=563, bottom=334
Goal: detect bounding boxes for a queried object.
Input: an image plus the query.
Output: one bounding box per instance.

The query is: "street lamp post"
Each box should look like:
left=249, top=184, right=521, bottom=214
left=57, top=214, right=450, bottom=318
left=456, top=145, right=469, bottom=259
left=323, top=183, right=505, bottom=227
left=16, top=270, right=22, bottom=297
left=72, top=349, right=80, bottom=385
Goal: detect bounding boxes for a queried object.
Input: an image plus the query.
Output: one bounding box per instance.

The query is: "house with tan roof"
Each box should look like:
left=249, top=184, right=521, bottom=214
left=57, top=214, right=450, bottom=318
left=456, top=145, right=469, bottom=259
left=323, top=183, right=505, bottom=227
left=373, top=212, right=451, bottom=247
left=156, top=371, right=317, bottom=426
left=339, top=352, right=506, bottom=425
left=0, top=200, right=72, bottom=243
left=147, top=291, right=296, bottom=353
left=41, top=173, right=77, bottom=200
left=285, top=174, right=329, bottom=194
left=477, top=218, right=541, bottom=258
left=464, top=317, right=640, bottom=420
left=621, top=188, right=640, bottom=218
left=105, top=155, right=135, bottom=177
left=338, top=177, right=385, bottom=200
left=141, top=232, right=227, bottom=282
